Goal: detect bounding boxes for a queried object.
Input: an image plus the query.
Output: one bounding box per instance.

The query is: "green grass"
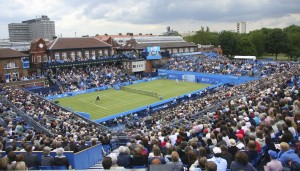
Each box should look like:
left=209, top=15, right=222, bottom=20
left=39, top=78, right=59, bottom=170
left=57, top=79, right=210, bottom=120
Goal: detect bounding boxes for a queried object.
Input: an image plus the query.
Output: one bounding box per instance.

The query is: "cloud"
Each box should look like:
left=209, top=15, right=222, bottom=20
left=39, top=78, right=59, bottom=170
left=0, top=0, right=299, bottom=38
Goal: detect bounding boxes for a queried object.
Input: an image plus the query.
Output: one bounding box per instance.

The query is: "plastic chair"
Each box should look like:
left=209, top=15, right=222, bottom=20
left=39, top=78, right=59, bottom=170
left=38, top=166, right=53, bottom=170
left=52, top=166, right=68, bottom=170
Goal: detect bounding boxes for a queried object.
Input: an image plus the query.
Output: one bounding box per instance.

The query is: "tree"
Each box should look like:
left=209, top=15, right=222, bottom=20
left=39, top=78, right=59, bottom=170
left=217, top=31, right=238, bottom=57
left=201, top=26, right=204, bottom=32
left=206, top=26, right=210, bottom=32
left=248, top=30, right=266, bottom=57
left=184, top=30, right=218, bottom=45
left=265, top=28, right=289, bottom=60
left=284, top=25, right=300, bottom=60
left=236, top=36, right=256, bottom=56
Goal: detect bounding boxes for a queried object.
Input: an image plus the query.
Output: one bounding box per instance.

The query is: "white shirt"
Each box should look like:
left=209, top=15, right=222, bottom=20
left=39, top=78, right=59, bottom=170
left=207, top=157, right=227, bottom=171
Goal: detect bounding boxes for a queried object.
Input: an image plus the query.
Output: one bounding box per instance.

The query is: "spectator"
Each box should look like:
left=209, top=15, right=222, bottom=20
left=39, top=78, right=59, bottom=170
left=207, top=147, right=227, bottom=171
left=277, top=142, right=300, bottom=168
left=117, top=146, right=132, bottom=168
left=102, top=157, right=112, bottom=170
left=206, top=161, right=217, bottom=171
left=246, top=140, right=258, bottom=165
left=131, top=146, right=147, bottom=167
left=148, top=146, right=165, bottom=165
left=51, top=148, right=71, bottom=169
left=12, top=154, right=28, bottom=170
left=228, top=139, right=239, bottom=158
left=230, top=151, right=256, bottom=171
left=6, top=151, right=17, bottom=170
left=264, top=150, right=282, bottom=171
left=41, top=146, right=53, bottom=166
left=23, top=144, right=39, bottom=170
left=166, top=151, right=183, bottom=171
left=220, top=145, right=233, bottom=169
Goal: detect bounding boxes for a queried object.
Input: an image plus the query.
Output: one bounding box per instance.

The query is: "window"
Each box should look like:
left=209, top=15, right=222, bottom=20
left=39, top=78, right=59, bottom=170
left=43, top=54, right=48, bottom=62
left=85, top=51, right=89, bottom=58
left=77, top=51, right=82, bottom=57
left=55, top=53, right=60, bottom=60
left=185, top=48, right=189, bottom=52
left=62, top=52, right=67, bottom=61
left=12, top=72, right=19, bottom=79
left=133, top=65, right=136, bottom=68
left=173, top=48, right=178, bottom=53
left=71, top=52, right=75, bottom=61
left=179, top=48, right=184, bottom=53
left=37, top=54, right=42, bottom=63
left=104, top=49, right=108, bottom=56
left=4, top=62, right=19, bottom=69
left=190, top=47, right=194, bottom=52
left=99, top=50, right=103, bottom=56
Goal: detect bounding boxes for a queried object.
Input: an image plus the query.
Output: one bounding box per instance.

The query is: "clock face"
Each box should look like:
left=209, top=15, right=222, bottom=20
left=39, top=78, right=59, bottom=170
left=39, top=43, right=44, bottom=48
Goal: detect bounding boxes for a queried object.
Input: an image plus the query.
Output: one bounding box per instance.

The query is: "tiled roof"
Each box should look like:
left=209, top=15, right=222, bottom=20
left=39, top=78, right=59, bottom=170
left=94, top=34, right=155, bottom=41
left=121, top=41, right=197, bottom=50
left=47, top=37, right=112, bottom=50
left=0, top=48, right=29, bottom=58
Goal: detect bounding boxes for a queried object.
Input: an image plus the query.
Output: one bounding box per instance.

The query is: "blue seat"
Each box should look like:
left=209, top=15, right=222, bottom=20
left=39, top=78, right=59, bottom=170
left=102, top=144, right=111, bottom=156
left=52, top=166, right=68, bottom=170
left=38, top=166, right=53, bottom=170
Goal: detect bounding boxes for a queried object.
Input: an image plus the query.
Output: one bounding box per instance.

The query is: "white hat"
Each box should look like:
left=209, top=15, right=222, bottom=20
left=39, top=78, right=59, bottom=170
left=236, top=143, right=245, bottom=150
left=229, top=139, right=236, bottom=146
left=213, top=147, right=221, bottom=154
left=249, top=109, right=253, bottom=113
left=244, top=117, right=249, bottom=121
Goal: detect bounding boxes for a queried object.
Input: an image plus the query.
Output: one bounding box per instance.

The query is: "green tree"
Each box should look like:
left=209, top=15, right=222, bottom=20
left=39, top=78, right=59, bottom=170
left=217, top=31, right=238, bottom=57
left=248, top=30, right=266, bottom=57
left=184, top=30, right=218, bottom=45
left=284, top=25, right=300, bottom=60
left=206, top=26, right=210, bottom=32
left=265, top=28, right=289, bottom=60
left=236, top=36, right=256, bottom=55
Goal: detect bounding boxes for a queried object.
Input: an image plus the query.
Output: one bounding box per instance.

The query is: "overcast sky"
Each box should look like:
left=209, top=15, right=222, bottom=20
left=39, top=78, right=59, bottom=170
left=0, top=0, right=299, bottom=39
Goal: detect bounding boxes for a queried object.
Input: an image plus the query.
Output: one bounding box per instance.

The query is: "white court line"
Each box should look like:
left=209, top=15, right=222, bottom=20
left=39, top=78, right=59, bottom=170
left=78, top=98, right=108, bottom=109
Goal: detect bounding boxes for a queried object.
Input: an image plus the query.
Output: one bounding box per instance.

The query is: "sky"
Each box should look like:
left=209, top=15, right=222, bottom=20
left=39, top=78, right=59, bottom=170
left=0, top=0, right=299, bottom=39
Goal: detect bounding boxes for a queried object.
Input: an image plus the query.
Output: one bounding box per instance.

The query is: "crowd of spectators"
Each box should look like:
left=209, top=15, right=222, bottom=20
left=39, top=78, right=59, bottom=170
left=0, top=55, right=300, bottom=170
left=162, top=55, right=276, bottom=77
left=44, top=64, right=139, bottom=96
left=102, top=62, right=300, bottom=170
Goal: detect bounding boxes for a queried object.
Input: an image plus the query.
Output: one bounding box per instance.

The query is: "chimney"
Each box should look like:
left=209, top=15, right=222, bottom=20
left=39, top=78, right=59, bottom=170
left=119, top=33, right=122, bottom=35
left=149, top=33, right=153, bottom=35
left=139, top=33, right=142, bottom=35
left=104, top=33, right=108, bottom=36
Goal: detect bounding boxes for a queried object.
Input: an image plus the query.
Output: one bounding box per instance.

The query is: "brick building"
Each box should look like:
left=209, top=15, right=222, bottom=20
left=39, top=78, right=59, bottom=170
left=0, top=48, right=30, bottom=82
left=29, top=37, right=112, bottom=75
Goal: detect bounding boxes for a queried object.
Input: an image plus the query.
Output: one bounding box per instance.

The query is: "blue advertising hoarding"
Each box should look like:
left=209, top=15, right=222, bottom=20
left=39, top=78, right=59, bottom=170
left=146, top=46, right=162, bottom=60
left=22, top=57, right=30, bottom=69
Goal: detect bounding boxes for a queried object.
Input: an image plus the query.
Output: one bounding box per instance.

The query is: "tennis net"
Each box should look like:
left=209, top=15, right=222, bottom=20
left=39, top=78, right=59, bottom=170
left=121, top=86, right=159, bottom=98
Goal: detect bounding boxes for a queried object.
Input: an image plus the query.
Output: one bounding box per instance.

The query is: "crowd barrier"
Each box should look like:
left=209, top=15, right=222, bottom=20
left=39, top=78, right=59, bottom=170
left=158, top=69, right=258, bottom=85
left=45, top=85, right=109, bottom=100
left=0, top=144, right=103, bottom=170
left=76, top=112, right=91, bottom=119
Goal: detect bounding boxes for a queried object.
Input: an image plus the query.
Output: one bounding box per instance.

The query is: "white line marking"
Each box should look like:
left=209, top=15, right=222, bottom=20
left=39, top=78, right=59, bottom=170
left=78, top=99, right=108, bottom=109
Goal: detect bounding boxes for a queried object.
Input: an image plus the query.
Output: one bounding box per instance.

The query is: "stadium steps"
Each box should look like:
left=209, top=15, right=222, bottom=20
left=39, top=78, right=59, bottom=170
left=87, top=161, right=104, bottom=170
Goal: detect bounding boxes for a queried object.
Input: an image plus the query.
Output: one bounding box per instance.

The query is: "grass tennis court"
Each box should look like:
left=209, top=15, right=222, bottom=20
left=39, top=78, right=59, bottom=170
left=57, top=79, right=211, bottom=120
